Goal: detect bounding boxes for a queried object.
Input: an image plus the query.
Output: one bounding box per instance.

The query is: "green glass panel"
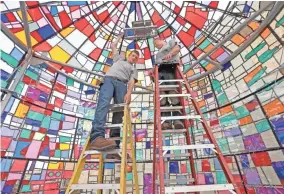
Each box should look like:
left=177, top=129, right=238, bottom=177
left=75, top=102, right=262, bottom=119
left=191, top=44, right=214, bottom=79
left=25, top=70, right=38, bottom=80
left=102, top=50, right=109, bottom=58
left=216, top=171, right=227, bottom=184
left=235, top=106, right=250, bottom=119
left=136, top=149, right=143, bottom=161
left=200, top=60, right=209, bottom=67
left=220, top=113, right=237, bottom=125
left=276, top=16, right=284, bottom=27
left=20, top=129, right=31, bottom=138
left=41, top=116, right=51, bottom=128
left=259, top=47, right=278, bottom=64
left=212, top=79, right=222, bottom=93
left=55, top=150, right=61, bottom=157
left=148, top=38, right=155, bottom=52
left=256, top=120, right=270, bottom=133
left=94, top=63, right=102, bottom=71
left=0, top=50, right=19, bottom=67
left=15, top=82, right=24, bottom=94
left=66, top=78, right=74, bottom=86
left=51, top=112, right=62, bottom=120
left=248, top=67, right=266, bottom=86
left=126, top=173, right=133, bottom=180
left=158, top=25, right=167, bottom=33
left=245, top=42, right=266, bottom=60
left=27, top=111, right=44, bottom=121
left=1, top=80, right=7, bottom=88
left=60, top=136, right=72, bottom=143
left=199, top=39, right=211, bottom=50
left=217, top=93, right=228, bottom=105
left=21, top=185, right=32, bottom=192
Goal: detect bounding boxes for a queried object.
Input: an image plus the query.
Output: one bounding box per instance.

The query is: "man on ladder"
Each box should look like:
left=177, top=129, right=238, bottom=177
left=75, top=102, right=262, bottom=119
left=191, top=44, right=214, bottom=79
left=153, top=37, right=185, bottom=130
left=89, top=34, right=139, bottom=153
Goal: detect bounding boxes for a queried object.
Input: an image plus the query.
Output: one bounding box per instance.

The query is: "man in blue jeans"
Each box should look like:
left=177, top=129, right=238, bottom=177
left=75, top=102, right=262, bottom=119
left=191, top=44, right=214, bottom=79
left=89, top=35, right=139, bottom=152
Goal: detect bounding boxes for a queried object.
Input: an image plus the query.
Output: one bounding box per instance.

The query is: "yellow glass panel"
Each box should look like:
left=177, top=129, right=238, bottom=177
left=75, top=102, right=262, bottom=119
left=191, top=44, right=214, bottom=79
left=60, top=27, right=75, bottom=37
left=50, top=46, right=70, bottom=63
left=15, top=103, right=29, bottom=118
left=15, top=31, right=38, bottom=46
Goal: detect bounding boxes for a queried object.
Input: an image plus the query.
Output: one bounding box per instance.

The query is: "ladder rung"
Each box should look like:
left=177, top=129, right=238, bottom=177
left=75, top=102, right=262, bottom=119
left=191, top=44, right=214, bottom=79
left=105, top=124, right=123, bottom=129
left=84, top=149, right=121, bottom=155
left=86, top=159, right=132, bottom=163
left=71, top=184, right=120, bottom=190
left=162, top=129, right=187, bottom=134
left=161, top=115, right=201, bottom=121
left=165, top=184, right=235, bottom=193
left=156, top=178, right=194, bottom=184
left=159, top=79, right=184, bottom=83
left=109, top=103, right=127, bottom=112
left=163, top=153, right=191, bottom=158
left=160, top=106, right=183, bottom=111
left=159, top=85, right=179, bottom=91
left=160, top=94, right=191, bottom=98
left=163, top=144, right=215, bottom=151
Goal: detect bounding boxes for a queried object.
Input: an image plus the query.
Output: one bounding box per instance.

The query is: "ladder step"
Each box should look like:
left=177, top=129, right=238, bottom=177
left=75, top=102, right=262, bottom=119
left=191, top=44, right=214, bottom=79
left=109, top=103, right=127, bottom=112
left=163, top=153, right=191, bottom=158
left=84, top=149, right=121, bottom=155
left=86, top=159, right=132, bottom=163
left=163, top=144, right=215, bottom=151
left=156, top=178, right=194, bottom=184
left=159, top=79, right=184, bottom=83
left=161, top=115, right=201, bottom=121
left=162, top=129, right=187, bottom=134
left=159, top=85, right=179, bottom=91
left=160, top=106, right=183, bottom=112
left=165, top=184, right=235, bottom=193
left=71, top=184, right=120, bottom=190
left=160, top=94, right=191, bottom=98
left=105, top=124, right=123, bottom=129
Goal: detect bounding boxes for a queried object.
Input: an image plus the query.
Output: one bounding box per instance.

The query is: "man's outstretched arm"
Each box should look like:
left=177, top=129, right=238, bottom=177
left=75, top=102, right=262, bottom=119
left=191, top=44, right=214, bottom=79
left=111, top=35, right=122, bottom=56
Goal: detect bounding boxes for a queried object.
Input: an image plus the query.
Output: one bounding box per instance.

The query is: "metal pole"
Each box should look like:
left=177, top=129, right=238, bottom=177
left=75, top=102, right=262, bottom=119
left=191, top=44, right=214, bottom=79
left=20, top=2, right=32, bottom=49
left=1, top=49, right=32, bottom=115
left=183, top=1, right=275, bottom=74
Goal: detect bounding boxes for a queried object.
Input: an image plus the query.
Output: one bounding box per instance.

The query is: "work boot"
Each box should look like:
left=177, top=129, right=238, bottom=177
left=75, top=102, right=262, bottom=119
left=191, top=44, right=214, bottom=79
left=173, top=120, right=184, bottom=129
left=169, top=90, right=180, bottom=105
left=89, top=137, right=116, bottom=151
left=162, top=122, right=172, bottom=130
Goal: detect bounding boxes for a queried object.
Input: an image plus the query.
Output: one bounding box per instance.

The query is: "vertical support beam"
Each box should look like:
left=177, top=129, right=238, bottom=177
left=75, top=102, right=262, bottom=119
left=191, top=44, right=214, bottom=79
left=19, top=2, right=32, bottom=48
left=120, top=106, right=129, bottom=194
left=152, top=78, right=157, bottom=194
left=1, top=49, right=32, bottom=116
left=128, top=110, right=140, bottom=194
left=66, top=137, right=90, bottom=194
left=154, top=65, right=165, bottom=194
left=97, top=154, right=104, bottom=194
left=175, top=65, right=198, bottom=192
left=176, top=66, right=241, bottom=194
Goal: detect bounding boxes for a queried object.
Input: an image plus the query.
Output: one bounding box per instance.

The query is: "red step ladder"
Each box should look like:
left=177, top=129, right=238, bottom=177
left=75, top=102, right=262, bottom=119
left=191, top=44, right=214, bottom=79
left=152, top=64, right=241, bottom=194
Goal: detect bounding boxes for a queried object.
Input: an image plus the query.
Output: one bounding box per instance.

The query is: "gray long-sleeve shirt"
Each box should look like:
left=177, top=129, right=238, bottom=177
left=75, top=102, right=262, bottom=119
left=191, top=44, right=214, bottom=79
left=155, top=39, right=180, bottom=64
left=106, top=53, right=138, bottom=83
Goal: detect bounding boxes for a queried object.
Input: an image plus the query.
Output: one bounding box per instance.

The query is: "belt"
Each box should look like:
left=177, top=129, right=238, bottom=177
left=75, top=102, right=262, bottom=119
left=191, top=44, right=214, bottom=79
left=105, top=76, right=128, bottom=84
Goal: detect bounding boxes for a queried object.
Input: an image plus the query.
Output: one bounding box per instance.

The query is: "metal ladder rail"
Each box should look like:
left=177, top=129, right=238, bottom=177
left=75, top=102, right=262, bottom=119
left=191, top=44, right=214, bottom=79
left=175, top=66, right=198, bottom=192
left=176, top=65, right=241, bottom=194
left=66, top=105, right=139, bottom=194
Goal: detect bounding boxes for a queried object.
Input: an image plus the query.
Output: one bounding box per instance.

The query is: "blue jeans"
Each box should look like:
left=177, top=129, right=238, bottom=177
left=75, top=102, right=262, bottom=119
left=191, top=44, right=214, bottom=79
left=90, top=77, right=127, bottom=147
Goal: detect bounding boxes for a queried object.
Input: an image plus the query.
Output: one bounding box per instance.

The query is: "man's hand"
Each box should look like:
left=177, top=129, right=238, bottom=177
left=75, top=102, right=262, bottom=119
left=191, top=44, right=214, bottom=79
left=124, top=93, right=131, bottom=104
left=163, top=52, right=173, bottom=60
